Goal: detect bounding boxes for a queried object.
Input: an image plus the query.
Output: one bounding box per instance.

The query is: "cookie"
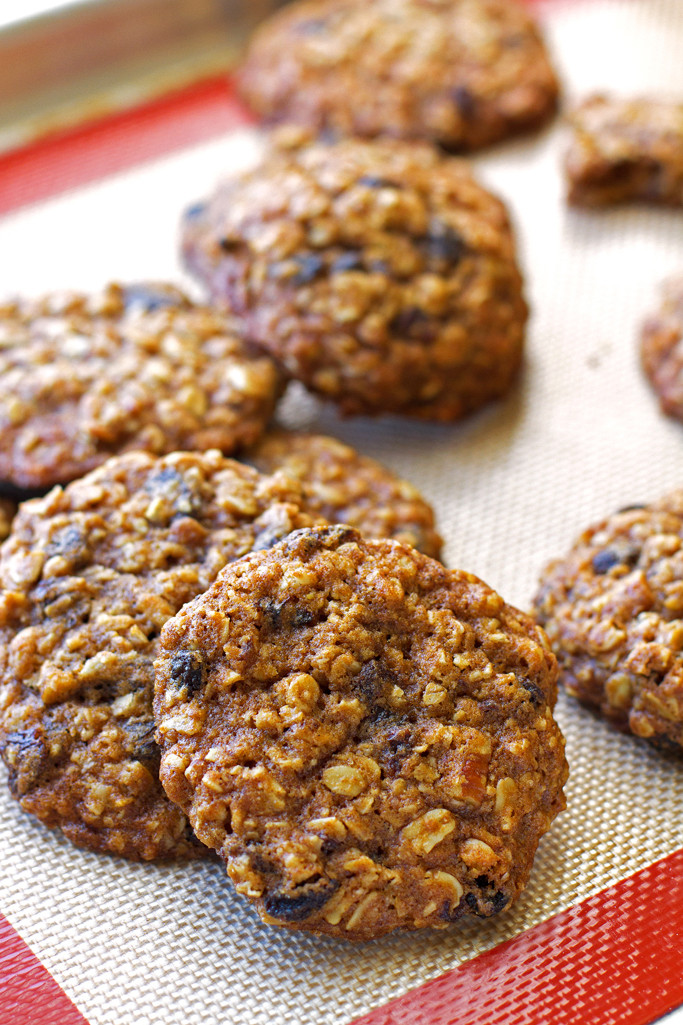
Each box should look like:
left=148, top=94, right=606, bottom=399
left=238, top=0, right=559, bottom=151
left=565, top=95, right=683, bottom=207
left=182, top=136, right=528, bottom=420
left=246, top=429, right=443, bottom=558
left=641, top=276, right=683, bottom=421
left=0, top=282, right=282, bottom=491
left=533, top=492, right=683, bottom=750
left=0, top=451, right=316, bottom=860
left=155, top=525, right=567, bottom=941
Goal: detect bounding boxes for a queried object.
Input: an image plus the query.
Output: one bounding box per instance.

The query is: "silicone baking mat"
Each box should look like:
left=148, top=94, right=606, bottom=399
left=1, top=2, right=683, bottom=1023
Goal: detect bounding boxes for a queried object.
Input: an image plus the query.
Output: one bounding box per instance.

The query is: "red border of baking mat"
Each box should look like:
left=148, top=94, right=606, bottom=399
left=0, top=0, right=555, bottom=218
left=350, top=848, right=683, bottom=1025
left=1, top=48, right=683, bottom=1025
left=0, top=75, right=251, bottom=216
left=0, top=914, right=90, bottom=1025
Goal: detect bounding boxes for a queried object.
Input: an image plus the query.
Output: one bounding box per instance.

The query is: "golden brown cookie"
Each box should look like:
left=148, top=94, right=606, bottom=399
left=0, top=282, right=281, bottom=491
left=0, top=451, right=315, bottom=860
left=641, top=276, right=683, bottom=421
left=155, top=525, right=567, bottom=941
left=246, top=430, right=443, bottom=558
left=238, top=0, right=559, bottom=151
left=565, top=95, right=683, bottom=207
left=534, top=492, right=683, bottom=750
left=182, top=136, right=528, bottom=420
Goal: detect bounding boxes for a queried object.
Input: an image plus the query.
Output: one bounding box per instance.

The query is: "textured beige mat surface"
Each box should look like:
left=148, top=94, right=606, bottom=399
left=1, top=2, right=683, bottom=1022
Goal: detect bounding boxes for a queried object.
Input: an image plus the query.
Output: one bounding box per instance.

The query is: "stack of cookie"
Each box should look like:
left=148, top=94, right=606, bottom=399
left=0, top=0, right=576, bottom=944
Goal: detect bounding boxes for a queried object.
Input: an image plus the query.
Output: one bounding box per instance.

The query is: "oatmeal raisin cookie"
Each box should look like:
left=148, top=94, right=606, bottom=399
left=182, top=136, right=527, bottom=420
left=534, top=492, right=683, bottom=749
left=155, top=525, right=567, bottom=941
left=0, top=451, right=315, bottom=860
left=0, top=282, right=281, bottom=491
left=238, top=0, right=559, bottom=151
left=246, top=430, right=443, bottom=558
left=565, top=95, right=683, bottom=207
left=641, top=276, right=683, bottom=422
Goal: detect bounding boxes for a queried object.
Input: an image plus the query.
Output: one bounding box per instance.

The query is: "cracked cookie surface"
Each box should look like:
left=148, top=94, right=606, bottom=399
left=0, top=450, right=315, bottom=860
left=182, top=136, right=527, bottom=420
left=0, top=282, right=282, bottom=491
left=533, top=492, right=683, bottom=749
left=641, top=276, right=683, bottom=422
left=155, top=525, right=567, bottom=941
left=565, top=95, right=683, bottom=207
left=238, top=0, right=559, bottom=151
left=246, top=429, right=443, bottom=558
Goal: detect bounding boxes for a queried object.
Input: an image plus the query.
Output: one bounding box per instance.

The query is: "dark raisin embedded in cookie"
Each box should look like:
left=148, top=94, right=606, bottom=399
left=155, top=526, right=567, bottom=941
left=565, top=95, right=683, bottom=207
left=0, top=450, right=316, bottom=860
left=245, top=429, right=443, bottom=558
left=0, top=282, right=282, bottom=491
left=641, top=276, right=683, bottom=422
left=238, top=0, right=559, bottom=151
left=533, top=491, right=683, bottom=749
left=182, top=136, right=528, bottom=420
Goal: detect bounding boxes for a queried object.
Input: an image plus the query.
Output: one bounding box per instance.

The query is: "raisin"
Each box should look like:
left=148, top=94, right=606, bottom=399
left=423, top=224, right=467, bottom=265
left=320, top=837, right=342, bottom=857
left=331, top=252, right=364, bottom=274
left=258, top=598, right=314, bottom=631
left=452, top=85, right=477, bottom=121
left=391, top=307, right=428, bottom=334
left=390, top=306, right=436, bottom=341
left=145, top=467, right=199, bottom=518
left=263, top=878, right=340, bottom=922
left=358, top=175, right=397, bottom=189
left=354, top=659, right=392, bottom=704
left=382, top=722, right=414, bottom=771
left=440, top=898, right=466, bottom=922
left=169, top=650, right=206, bottom=697
left=1, top=729, right=49, bottom=797
left=465, top=892, right=479, bottom=912
left=290, top=254, right=326, bottom=286
left=45, top=524, right=89, bottom=568
left=259, top=598, right=283, bottom=629
left=470, top=877, right=510, bottom=915
left=591, top=541, right=640, bottom=575
left=366, top=706, right=401, bottom=729
left=618, top=504, right=646, bottom=514
left=249, top=852, right=276, bottom=875
left=122, top=285, right=178, bottom=313
left=282, top=525, right=358, bottom=557
left=592, top=549, right=621, bottom=574
left=123, top=721, right=158, bottom=767
left=521, top=678, right=546, bottom=708
left=489, top=890, right=510, bottom=914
